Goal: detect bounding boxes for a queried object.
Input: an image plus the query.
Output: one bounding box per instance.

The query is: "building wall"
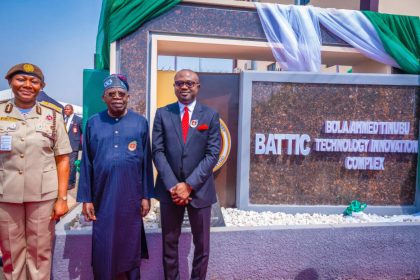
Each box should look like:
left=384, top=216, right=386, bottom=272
left=156, top=70, right=177, bottom=108
left=308, top=0, right=360, bottom=10
left=379, top=0, right=420, bottom=16
left=118, top=3, right=348, bottom=116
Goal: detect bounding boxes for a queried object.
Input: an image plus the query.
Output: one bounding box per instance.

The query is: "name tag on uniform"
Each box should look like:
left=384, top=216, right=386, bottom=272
left=0, top=135, right=12, bottom=151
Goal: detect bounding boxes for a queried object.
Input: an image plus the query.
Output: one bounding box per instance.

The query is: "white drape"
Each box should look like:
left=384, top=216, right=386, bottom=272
left=315, top=8, right=398, bottom=68
left=255, top=3, right=399, bottom=71
left=256, top=3, right=322, bottom=72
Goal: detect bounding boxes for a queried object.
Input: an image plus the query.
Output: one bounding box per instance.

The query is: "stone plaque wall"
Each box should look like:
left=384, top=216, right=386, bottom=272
left=249, top=82, right=419, bottom=206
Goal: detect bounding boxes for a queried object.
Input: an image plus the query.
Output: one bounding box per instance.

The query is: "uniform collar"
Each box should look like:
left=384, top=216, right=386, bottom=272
left=7, top=99, right=41, bottom=120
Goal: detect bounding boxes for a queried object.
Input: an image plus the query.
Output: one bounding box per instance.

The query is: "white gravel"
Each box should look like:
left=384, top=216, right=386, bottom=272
left=66, top=205, right=420, bottom=231
left=221, top=207, right=420, bottom=227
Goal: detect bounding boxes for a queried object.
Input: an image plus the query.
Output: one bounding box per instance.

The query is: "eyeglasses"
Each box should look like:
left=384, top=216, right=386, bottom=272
left=174, top=80, right=199, bottom=88
left=105, top=91, right=127, bottom=98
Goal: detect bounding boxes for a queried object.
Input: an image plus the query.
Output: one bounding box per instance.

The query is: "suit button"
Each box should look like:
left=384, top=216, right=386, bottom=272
left=18, top=170, right=23, bottom=174
left=115, top=131, right=119, bottom=134
left=21, top=122, right=25, bottom=125
left=21, top=137, right=25, bottom=141
left=20, top=154, right=24, bottom=158
left=114, top=145, right=118, bottom=148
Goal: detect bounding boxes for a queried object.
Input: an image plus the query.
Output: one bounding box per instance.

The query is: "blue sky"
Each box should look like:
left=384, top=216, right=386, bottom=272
left=0, top=1, right=234, bottom=106
left=0, top=0, right=102, bottom=106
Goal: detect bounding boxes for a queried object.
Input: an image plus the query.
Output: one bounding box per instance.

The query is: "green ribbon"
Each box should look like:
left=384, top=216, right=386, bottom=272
left=74, top=160, right=81, bottom=173
left=344, top=200, right=367, bottom=216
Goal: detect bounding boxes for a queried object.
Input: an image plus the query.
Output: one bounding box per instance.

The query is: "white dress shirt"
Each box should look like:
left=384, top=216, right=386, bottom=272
left=178, top=100, right=196, bottom=122
left=65, top=113, right=74, bottom=132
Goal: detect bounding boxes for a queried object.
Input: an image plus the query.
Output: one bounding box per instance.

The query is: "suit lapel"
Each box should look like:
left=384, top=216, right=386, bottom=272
left=168, top=103, right=184, bottom=146
left=185, top=102, right=203, bottom=147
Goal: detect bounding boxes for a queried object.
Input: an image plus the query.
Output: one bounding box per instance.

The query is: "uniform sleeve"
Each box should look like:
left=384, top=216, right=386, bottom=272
left=77, top=120, right=93, bottom=202
left=54, top=113, right=72, bottom=155
left=141, top=118, right=155, bottom=199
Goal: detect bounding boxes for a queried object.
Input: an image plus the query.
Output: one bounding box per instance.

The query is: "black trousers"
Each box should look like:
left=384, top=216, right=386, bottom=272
left=114, top=267, right=140, bottom=280
left=160, top=203, right=211, bottom=280
left=68, top=151, right=78, bottom=188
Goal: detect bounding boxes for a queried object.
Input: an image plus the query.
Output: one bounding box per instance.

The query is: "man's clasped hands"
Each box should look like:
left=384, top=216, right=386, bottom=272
left=170, top=182, right=193, bottom=206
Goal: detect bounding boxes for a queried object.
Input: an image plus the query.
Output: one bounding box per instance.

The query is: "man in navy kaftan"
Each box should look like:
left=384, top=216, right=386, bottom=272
left=77, top=74, right=154, bottom=279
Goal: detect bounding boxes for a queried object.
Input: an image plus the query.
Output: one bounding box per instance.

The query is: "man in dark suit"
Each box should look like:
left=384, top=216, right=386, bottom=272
left=152, top=69, right=221, bottom=280
left=64, top=104, right=82, bottom=190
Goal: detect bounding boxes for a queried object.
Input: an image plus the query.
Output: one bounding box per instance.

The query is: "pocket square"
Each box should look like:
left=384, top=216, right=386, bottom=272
left=197, top=124, right=209, bottom=131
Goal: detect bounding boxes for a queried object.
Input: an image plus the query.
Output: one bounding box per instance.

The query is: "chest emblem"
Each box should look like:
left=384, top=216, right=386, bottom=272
left=46, top=115, right=53, bottom=121
left=128, top=141, right=137, bottom=151
left=190, top=119, right=198, bottom=128
left=7, top=123, right=17, bottom=130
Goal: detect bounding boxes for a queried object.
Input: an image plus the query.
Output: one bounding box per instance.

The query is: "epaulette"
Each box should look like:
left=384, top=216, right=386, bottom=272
left=39, top=101, right=63, bottom=114
left=0, top=98, right=11, bottom=104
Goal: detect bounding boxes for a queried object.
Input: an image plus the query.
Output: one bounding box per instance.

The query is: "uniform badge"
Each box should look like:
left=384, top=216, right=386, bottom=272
left=36, top=124, right=43, bottom=130
left=190, top=120, right=198, bottom=128
left=46, top=115, right=53, bottom=120
left=8, top=123, right=17, bottom=130
left=0, top=117, right=19, bottom=122
left=72, top=126, right=78, bottom=134
left=0, top=135, right=12, bottom=151
left=23, top=64, right=35, bottom=73
left=5, top=103, right=13, bottom=113
left=128, top=141, right=137, bottom=151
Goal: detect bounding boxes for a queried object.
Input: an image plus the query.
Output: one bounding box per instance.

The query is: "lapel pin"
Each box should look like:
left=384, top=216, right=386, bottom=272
left=128, top=140, right=137, bottom=151
left=190, top=120, right=198, bottom=128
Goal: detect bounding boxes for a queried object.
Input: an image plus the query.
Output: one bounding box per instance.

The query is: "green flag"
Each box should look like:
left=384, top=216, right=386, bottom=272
left=95, top=0, right=181, bottom=70
left=363, top=11, right=420, bottom=74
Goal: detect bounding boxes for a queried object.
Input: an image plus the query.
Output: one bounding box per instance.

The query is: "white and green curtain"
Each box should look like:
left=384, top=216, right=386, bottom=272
left=256, top=3, right=420, bottom=74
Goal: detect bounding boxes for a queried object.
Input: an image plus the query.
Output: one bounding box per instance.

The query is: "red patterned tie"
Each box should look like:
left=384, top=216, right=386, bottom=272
left=181, top=106, right=189, bottom=143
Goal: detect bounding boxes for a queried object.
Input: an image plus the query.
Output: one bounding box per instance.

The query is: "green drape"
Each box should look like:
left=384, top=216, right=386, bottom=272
left=83, top=69, right=109, bottom=128
left=362, top=11, right=420, bottom=74
left=95, top=0, right=181, bottom=70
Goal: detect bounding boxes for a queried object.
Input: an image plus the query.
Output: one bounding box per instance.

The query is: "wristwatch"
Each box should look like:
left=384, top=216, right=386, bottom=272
left=57, top=196, right=68, bottom=201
